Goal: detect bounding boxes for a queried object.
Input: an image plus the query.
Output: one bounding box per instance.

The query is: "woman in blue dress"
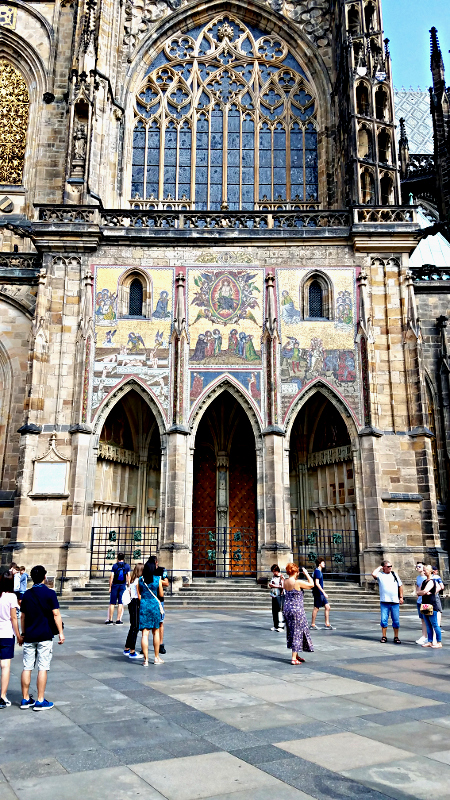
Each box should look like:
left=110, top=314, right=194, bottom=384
left=137, top=560, right=164, bottom=665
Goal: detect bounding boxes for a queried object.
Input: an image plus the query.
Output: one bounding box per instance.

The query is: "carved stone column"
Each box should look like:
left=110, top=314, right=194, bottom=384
left=259, top=273, right=291, bottom=573
left=160, top=272, right=191, bottom=580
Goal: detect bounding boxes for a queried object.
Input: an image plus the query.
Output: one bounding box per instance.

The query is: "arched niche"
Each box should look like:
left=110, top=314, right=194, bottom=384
left=360, top=167, right=375, bottom=204
left=380, top=171, right=394, bottom=205
left=92, top=388, right=163, bottom=571
left=356, top=82, right=370, bottom=116
left=117, top=268, right=152, bottom=319
left=191, top=389, right=258, bottom=577
left=300, top=270, right=334, bottom=320
left=358, top=125, right=373, bottom=160
left=347, top=4, right=360, bottom=36
left=377, top=128, right=391, bottom=164
left=288, top=390, right=359, bottom=576
left=364, top=1, right=377, bottom=32
left=375, top=85, right=389, bottom=122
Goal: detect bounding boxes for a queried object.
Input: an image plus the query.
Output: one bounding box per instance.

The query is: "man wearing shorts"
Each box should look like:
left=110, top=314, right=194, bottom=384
left=372, top=561, right=404, bottom=644
left=106, top=553, right=130, bottom=625
left=20, top=565, right=65, bottom=711
left=311, top=558, right=334, bottom=630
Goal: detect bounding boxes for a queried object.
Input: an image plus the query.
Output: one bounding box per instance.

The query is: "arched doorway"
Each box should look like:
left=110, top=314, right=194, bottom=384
left=91, top=389, right=160, bottom=573
left=289, top=393, right=359, bottom=576
left=192, top=391, right=257, bottom=576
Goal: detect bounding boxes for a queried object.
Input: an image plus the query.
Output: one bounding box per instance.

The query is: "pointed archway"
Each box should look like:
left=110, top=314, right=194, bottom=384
left=289, top=392, right=359, bottom=576
left=91, top=388, right=160, bottom=573
left=192, top=390, right=257, bottom=576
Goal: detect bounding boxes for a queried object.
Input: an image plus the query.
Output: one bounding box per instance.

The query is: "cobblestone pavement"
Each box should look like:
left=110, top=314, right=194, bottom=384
left=1, top=607, right=450, bottom=799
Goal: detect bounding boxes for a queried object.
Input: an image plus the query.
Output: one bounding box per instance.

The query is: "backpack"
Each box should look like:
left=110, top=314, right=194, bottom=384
left=115, top=563, right=126, bottom=583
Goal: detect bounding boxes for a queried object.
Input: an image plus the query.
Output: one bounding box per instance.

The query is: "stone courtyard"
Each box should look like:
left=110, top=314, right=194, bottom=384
left=1, top=607, right=450, bottom=800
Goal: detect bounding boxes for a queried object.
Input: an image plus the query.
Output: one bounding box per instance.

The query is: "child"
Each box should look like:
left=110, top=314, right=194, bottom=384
left=123, top=563, right=144, bottom=659
left=268, top=564, right=285, bottom=632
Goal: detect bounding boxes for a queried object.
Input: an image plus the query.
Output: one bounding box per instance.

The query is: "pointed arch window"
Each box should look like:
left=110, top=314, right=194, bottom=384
left=0, top=60, right=29, bottom=184
left=309, top=281, right=323, bottom=318
left=131, top=16, right=319, bottom=210
left=129, top=278, right=144, bottom=316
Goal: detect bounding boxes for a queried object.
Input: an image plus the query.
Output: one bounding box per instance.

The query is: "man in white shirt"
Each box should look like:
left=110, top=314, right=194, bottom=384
left=372, top=561, right=404, bottom=644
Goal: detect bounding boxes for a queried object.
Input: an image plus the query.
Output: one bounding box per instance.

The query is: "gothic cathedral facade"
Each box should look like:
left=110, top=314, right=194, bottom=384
left=0, top=0, right=447, bottom=587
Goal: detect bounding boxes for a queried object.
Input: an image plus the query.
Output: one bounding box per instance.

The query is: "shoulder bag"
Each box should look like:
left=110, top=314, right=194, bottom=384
left=420, top=578, right=435, bottom=616
left=121, top=587, right=131, bottom=606
left=143, top=579, right=164, bottom=616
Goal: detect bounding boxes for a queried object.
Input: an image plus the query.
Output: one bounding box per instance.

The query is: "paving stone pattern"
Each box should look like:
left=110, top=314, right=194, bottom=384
left=1, top=608, right=450, bottom=800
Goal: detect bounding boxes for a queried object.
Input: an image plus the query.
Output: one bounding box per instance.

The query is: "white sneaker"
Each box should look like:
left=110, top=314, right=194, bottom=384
left=270, top=627, right=278, bottom=631
left=416, top=636, right=427, bottom=645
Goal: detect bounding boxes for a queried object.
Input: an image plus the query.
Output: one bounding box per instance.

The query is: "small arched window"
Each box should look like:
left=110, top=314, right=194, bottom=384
left=129, top=278, right=144, bottom=316
left=309, top=281, right=323, bottom=318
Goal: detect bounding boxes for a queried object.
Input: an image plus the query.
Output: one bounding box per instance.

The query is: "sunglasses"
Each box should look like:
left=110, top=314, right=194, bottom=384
left=385, top=565, right=393, bottom=569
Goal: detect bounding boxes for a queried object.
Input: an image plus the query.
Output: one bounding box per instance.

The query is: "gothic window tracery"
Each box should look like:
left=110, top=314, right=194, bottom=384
left=131, top=16, right=319, bottom=210
left=0, top=60, right=29, bottom=185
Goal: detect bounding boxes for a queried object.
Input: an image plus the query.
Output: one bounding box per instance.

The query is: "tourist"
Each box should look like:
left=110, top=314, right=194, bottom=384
left=20, top=565, right=65, bottom=711
left=417, top=564, right=442, bottom=648
left=283, top=562, right=314, bottom=665
left=0, top=570, right=23, bottom=709
left=123, top=563, right=144, bottom=659
left=19, top=566, right=28, bottom=600
left=432, top=566, right=445, bottom=634
left=10, top=562, right=20, bottom=601
left=415, top=562, right=428, bottom=645
left=137, top=559, right=164, bottom=665
left=311, top=557, right=334, bottom=630
left=372, top=561, right=404, bottom=644
left=268, top=564, right=285, bottom=632
left=106, top=552, right=130, bottom=625
left=146, top=556, right=169, bottom=654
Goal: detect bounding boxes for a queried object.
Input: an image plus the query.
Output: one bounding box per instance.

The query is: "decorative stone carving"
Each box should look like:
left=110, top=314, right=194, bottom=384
left=71, top=123, right=87, bottom=177
left=281, top=0, right=331, bottom=45
left=123, top=0, right=331, bottom=51
left=0, top=60, right=29, bottom=184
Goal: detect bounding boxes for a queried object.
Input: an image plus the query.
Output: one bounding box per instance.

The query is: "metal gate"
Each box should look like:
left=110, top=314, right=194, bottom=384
left=292, top=527, right=359, bottom=578
left=90, top=526, right=158, bottom=577
left=192, top=527, right=256, bottom=577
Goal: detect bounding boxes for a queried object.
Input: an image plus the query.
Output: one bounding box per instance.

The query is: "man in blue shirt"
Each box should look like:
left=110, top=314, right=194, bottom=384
left=20, top=565, right=65, bottom=711
left=311, top=558, right=334, bottom=630
left=106, top=553, right=130, bottom=625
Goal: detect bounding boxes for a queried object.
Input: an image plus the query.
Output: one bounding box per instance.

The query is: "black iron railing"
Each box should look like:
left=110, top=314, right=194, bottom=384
left=292, top=527, right=359, bottom=578
left=90, top=526, right=158, bottom=577
left=193, top=527, right=256, bottom=577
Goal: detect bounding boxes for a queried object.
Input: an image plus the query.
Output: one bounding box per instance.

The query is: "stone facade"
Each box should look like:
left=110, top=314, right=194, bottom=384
left=0, top=0, right=447, bottom=589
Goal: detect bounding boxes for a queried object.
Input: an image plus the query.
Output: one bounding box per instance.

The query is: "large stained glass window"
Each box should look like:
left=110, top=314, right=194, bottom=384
left=131, top=16, right=319, bottom=210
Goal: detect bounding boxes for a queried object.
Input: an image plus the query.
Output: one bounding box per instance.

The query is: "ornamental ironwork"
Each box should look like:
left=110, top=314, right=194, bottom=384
left=0, top=60, right=29, bottom=184
left=131, top=15, right=319, bottom=211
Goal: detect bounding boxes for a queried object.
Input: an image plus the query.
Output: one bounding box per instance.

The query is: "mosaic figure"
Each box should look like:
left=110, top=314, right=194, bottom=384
left=281, top=290, right=301, bottom=325
left=336, top=289, right=353, bottom=326
left=152, top=290, right=170, bottom=319
left=102, top=330, right=117, bottom=347
left=95, top=289, right=117, bottom=325
left=127, top=332, right=146, bottom=352
left=191, top=270, right=260, bottom=326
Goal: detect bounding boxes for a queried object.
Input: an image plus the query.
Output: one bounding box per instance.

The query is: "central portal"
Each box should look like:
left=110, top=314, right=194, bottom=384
left=192, top=391, right=257, bottom=577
